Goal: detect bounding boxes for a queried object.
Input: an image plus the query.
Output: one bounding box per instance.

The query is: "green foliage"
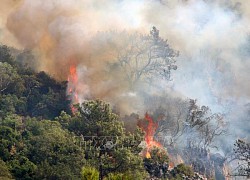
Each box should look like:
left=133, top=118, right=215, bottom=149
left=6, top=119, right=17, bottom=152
left=0, top=159, right=12, bottom=179
left=0, top=113, right=85, bottom=179
left=70, top=100, right=124, bottom=136
left=26, top=120, right=84, bottom=179
left=7, top=156, right=36, bottom=180
left=0, top=45, right=15, bottom=65
left=0, top=45, right=201, bottom=180
left=105, top=170, right=147, bottom=180
left=0, top=113, right=23, bottom=130
left=0, top=45, right=71, bottom=119
left=0, top=62, right=19, bottom=93
left=0, top=125, right=20, bottom=161
left=171, top=163, right=194, bottom=179
left=0, top=95, right=17, bottom=118
left=81, top=166, right=99, bottom=180
left=105, top=173, right=123, bottom=180
left=0, top=95, right=27, bottom=119
left=70, top=100, right=148, bottom=179
left=54, top=110, right=72, bottom=129
left=29, top=87, right=70, bottom=119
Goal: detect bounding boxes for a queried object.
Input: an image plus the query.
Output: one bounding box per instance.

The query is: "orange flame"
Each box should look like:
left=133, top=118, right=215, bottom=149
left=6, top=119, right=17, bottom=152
left=146, top=151, right=151, bottom=158
left=67, top=64, right=79, bottom=113
left=169, top=162, right=175, bottom=169
left=139, top=113, right=162, bottom=158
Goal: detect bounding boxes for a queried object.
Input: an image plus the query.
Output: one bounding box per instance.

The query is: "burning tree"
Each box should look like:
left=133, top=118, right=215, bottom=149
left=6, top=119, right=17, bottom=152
left=144, top=97, right=227, bottom=149
left=144, top=98, right=228, bottom=178
left=138, top=113, right=162, bottom=158
left=150, top=96, right=190, bottom=146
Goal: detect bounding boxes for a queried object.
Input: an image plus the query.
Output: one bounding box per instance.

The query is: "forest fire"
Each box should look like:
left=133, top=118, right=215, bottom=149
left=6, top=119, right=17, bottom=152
left=2, top=0, right=250, bottom=179
left=67, top=64, right=79, bottom=113
left=139, top=113, right=162, bottom=158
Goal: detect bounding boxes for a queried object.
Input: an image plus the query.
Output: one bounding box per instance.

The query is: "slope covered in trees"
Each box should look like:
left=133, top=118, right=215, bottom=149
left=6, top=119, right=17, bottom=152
left=0, top=44, right=206, bottom=179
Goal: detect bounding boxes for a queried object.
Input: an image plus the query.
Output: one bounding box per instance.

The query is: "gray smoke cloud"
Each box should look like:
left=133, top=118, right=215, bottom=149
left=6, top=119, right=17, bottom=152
left=1, top=0, right=250, bottom=157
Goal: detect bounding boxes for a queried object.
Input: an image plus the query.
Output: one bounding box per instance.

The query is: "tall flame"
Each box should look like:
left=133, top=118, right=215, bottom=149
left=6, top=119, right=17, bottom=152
left=67, top=64, right=79, bottom=113
left=139, top=113, right=162, bottom=158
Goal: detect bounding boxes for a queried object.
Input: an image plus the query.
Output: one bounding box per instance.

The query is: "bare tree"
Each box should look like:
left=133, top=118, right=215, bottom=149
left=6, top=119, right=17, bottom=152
left=185, top=99, right=227, bottom=149
left=154, top=98, right=189, bottom=145
left=116, top=27, right=179, bottom=87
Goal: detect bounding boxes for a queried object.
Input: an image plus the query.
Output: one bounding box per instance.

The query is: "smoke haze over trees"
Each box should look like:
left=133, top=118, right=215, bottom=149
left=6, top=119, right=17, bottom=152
left=0, top=0, right=250, bottom=179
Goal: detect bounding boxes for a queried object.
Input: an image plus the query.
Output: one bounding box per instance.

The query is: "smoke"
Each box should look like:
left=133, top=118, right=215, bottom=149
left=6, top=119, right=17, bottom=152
left=144, top=0, right=249, bottom=103
left=144, top=0, right=250, bottom=149
left=5, top=0, right=144, bottom=77
left=0, top=0, right=22, bottom=47
left=2, top=0, right=250, bottom=155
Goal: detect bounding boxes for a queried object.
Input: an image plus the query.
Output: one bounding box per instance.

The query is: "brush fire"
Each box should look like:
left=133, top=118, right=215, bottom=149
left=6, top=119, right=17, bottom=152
left=138, top=113, right=162, bottom=159
left=1, top=0, right=250, bottom=179
left=67, top=64, right=79, bottom=113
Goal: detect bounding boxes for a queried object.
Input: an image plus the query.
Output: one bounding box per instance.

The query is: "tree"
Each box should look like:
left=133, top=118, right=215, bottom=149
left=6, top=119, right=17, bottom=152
left=0, top=95, right=27, bottom=119
left=0, top=45, right=15, bottom=65
left=69, top=100, right=147, bottom=180
left=0, top=49, right=71, bottom=119
left=0, top=95, right=18, bottom=119
left=81, top=166, right=99, bottom=180
left=93, top=27, right=178, bottom=89
left=170, top=163, right=194, bottom=179
left=147, top=95, right=190, bottom=146
left=233, top=139, right=250, bottom=178
left=25, top=120, right=85, bottom=179
left=54, top=111, right=72, bottom=129
left=0, top=159, right=12, bottom=180
left=0, top=125, right=20, bottom=161
left=26, top=72, right=71, bottom=119
left=141, top=97, right=226, bottom=178
left=116, top=27, right=178, bottom=87
left=7, top=156, right=37, bottom=180
left=0, top=114, right=37, bottom=179
left=0, top=62, right=19, bottom=93
left=185, top=99, right=227, bottom=149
